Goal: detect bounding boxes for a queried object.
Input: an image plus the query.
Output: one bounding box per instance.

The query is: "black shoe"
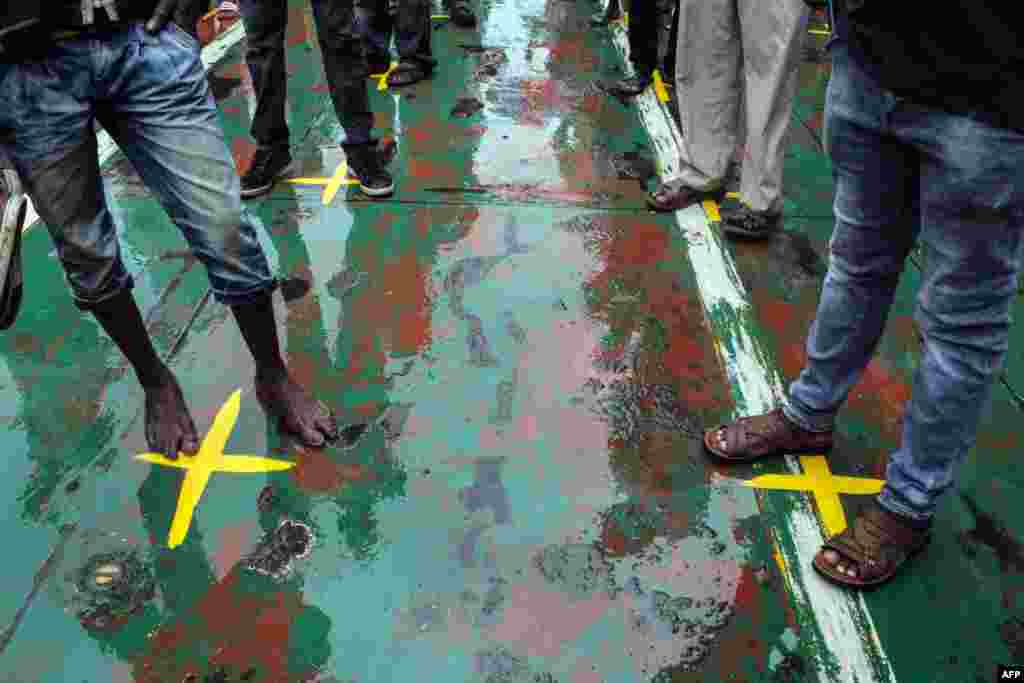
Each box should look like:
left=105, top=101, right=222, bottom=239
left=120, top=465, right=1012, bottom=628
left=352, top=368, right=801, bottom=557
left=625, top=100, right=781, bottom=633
left=368, top=53, right=392, bottom=76
left=0, top=168, right=27, bottom=330
left=601, top=73, right=652, bottom=97
left=449, top=0, right=476, bottom=27
left=343, top=142, right=394, bottom=197
left=240, top=145, right=297, bottom=199
left=719, top=203, right=782, bottom=239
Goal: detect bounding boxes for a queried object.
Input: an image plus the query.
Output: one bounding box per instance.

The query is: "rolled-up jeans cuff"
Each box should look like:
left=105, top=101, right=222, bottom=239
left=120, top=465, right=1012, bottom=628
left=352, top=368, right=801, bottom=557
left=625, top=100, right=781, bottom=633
left=72, top=274, right=136, bottom=311
left=876, top=490, right=933, bottom=525
left=781, top=395, right=835, bottom=433
left=211, top=277, right=279, bottom=307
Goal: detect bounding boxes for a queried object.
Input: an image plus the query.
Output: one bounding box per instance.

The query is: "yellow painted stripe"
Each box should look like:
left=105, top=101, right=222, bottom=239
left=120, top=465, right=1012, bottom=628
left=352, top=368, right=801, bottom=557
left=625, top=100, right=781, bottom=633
left=745, top=474, right=815, bottom=492
left=136, top=453, right=191, bottom=469
left=323, top=161, right=352, bottom=205
left=218, top=455, right=295, bottom=473
left=652, top=69, right=670, bottom=103
left=431, top=14, right=449, bottom=19
left=829, top=476, right=886, bottom=495
left=375, top=61, right=400, bottom=92
left=703, top=199, right=721, bottom=222
left=287, top=177, right=330, bottom=185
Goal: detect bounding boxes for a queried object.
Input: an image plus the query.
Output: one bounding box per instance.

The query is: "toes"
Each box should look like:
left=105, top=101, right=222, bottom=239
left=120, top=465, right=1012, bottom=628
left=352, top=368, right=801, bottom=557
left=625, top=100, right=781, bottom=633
left=317, top=407, right=340, bottom=442
left=295, top=417, right=326, bottom=448
left=821, top=550, right=859, bottom=578
left=180, top=420, right=200, bottom=455
left=180, top=433, right=200, bottom=455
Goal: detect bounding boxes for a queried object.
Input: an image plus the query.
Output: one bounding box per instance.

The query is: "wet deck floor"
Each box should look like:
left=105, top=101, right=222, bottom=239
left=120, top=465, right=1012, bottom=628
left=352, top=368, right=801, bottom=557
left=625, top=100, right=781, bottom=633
left=0, top=1, right=1020, bottom=681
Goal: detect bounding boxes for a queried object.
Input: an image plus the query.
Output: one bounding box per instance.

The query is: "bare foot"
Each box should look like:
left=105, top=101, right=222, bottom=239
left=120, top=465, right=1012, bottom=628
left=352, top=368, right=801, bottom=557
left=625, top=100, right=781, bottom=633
left=143, top=368, right=200, bottom=460
left=254, top=370, right=339, bottom=447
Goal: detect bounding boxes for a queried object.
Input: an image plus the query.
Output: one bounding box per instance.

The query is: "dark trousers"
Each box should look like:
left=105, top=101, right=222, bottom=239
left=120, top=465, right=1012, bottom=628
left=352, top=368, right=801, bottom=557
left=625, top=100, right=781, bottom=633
left=628, top=0, right=678, bottom=76
left=366, top=0, right=432, bottom=63
left=239, top=0, right=374, bottom=146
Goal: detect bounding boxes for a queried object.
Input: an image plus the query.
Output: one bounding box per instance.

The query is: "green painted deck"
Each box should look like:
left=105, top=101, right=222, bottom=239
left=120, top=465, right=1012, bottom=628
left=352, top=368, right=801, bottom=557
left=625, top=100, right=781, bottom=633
left=0, top=2, right=1018, bottom=681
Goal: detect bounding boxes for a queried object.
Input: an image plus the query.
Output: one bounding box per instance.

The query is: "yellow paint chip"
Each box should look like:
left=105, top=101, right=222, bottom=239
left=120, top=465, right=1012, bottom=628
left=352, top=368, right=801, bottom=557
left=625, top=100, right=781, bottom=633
left=136, top=389, right=296, bottom=548
left=744, top=455, right=885, bottom=538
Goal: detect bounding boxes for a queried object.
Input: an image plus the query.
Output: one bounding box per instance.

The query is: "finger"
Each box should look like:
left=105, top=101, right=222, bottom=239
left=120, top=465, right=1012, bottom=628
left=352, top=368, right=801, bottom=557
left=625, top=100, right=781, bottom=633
left=145, top=0, right=178, bottom=33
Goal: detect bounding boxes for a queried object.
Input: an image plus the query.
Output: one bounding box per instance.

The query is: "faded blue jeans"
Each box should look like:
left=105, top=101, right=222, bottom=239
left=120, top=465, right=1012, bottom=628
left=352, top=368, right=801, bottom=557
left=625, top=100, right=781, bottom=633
left=783, top=39, right=1024, bottom=522
left=0, top=22, right=276, bottom=309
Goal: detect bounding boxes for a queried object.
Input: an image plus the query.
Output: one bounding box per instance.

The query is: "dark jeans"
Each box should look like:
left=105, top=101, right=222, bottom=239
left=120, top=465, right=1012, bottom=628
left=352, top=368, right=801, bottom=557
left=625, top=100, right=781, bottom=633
left=784, top=40, right=1024, bottom=521
left=365, top=0, right=432, bottom=64
left=239, top=0, right=374, bottom=147
left=0, top=22, right=275, bottom=308
left=628, top=0, right=677, bottom=75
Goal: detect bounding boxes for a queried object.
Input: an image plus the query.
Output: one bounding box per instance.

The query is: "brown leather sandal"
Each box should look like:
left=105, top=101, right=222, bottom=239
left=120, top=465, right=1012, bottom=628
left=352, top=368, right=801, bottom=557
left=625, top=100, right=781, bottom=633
left=646, top=180, right=724, bottom=212
left=812, top=502, right=931, bottom=589
left=703, top=408, right=833, bottom=463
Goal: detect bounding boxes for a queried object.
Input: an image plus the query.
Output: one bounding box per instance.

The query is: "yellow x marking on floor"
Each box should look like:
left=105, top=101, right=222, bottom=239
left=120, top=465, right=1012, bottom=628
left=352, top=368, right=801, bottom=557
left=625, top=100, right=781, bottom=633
left=371, top=61, right=400, bottom=92
left=651, top=68, right=670, bottom=103
left=136, top=389, right=295, bottom=549
left=287, top=160, right=359, bottom=205
left=744, top=455, right=885, bottom=537
left=702, top=192, right=740, bottom=222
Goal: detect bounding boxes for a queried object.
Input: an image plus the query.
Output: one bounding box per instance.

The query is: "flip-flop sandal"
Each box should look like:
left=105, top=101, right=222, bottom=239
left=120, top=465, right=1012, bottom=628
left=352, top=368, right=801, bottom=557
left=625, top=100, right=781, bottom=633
left=812, top=502, right=931, bottom=589
left=703, top=408, right=833, bottom=463
left=0, top=170, right=27, bottom=330
left=387, top=61, right=429, bottom=87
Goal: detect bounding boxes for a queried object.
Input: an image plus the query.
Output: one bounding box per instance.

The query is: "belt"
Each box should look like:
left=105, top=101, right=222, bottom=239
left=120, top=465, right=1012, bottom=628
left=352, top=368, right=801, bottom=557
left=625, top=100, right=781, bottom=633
left=52, top=0, right=157, bottom=39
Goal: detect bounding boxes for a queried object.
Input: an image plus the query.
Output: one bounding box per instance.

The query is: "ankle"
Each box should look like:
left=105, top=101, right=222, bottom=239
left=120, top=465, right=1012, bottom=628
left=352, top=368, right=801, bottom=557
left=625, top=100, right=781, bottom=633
left=255, top=362, right=289, bottom=384
left=138, top=362, right=172, bottom=389
left=778, top=407, right=831, bottom=436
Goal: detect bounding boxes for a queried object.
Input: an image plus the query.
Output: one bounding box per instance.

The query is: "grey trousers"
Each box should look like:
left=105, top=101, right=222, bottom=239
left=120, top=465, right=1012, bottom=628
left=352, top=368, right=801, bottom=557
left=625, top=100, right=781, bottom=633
left=672, top=0, right=809, bottom=213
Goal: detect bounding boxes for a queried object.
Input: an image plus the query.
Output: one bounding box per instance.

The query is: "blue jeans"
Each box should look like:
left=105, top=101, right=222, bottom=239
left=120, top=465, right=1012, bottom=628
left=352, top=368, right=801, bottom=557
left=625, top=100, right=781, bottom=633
left=783, top=40, right=1024, bottom=522
left=0, top=22, right=275, bottom=309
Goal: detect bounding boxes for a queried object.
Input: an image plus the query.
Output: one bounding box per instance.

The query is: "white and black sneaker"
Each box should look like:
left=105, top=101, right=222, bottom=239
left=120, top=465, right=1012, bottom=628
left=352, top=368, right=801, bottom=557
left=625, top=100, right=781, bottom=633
left=240, top=145, right=298, bottom=199
left=343, top=142, right=394, bottom=198
left=0, top=168, right=27, bottom=330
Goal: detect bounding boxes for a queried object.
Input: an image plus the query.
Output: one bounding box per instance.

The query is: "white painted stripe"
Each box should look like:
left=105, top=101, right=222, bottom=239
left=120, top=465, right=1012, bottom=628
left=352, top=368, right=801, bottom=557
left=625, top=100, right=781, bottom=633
left=22, top=20, right=248, bottom=231
left=606, top=20, right=896, bottom=683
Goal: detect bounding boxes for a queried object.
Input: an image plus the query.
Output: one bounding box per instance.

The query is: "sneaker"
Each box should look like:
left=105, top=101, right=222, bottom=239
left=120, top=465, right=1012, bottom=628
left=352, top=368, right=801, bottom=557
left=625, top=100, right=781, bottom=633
left=719, top=203, right=782, bottom=239
left=368, top=52, right=392, bottom=76
left=240, top=146, right=297, bottom=199
left=343, top=142, right=394, bottom=197
left=0, top=168, right=27, bottom=330
left=600, top=73, right=652, bottom=97
left=448, top=0, right=477, bottom=27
